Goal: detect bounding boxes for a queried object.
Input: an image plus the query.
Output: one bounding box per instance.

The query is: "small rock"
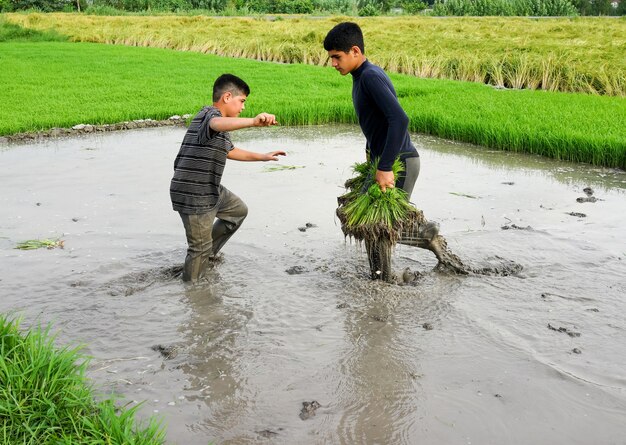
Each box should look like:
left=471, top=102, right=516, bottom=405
left=72, top=124, right=86, bottom=130
left=572, top=348, right=582, bottom=354
left=305, top=222, right=317, bottom=228
left=583, top=187, right=594, bottom=196
left=422, top=322, right=434, bottom=331
left=72, top=217, right=80, bottom=222
left=501, top=181, right=515, bottom=185
left=566, top=212, right=586, bottom=218
left=298, top=227, right=307, bottom=232
left=169, top=115, right=182, bottom=121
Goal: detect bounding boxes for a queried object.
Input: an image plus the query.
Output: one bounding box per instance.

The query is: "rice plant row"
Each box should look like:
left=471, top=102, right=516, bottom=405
left=0, top=40, right=624, bottom=168
left=5, top=13, right=625, bottom=96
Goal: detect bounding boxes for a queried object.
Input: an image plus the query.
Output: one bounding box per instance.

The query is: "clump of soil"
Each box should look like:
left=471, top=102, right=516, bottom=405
left=299, top=401, right=321, bottom=420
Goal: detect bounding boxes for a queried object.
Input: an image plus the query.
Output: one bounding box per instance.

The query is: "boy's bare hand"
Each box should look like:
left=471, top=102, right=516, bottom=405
left=254, top=113, right=278, bottom=127
left=262, top=151, right=286, bottom=161
left=375, top=169, right=395, bottom=192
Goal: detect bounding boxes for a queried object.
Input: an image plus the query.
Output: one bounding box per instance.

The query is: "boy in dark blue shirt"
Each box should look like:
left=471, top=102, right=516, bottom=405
left=324, top=22, right=438, bottom=246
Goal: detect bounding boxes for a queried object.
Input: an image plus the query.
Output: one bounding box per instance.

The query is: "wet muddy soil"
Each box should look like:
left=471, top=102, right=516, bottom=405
left=1, top=125, right=626, bottom=444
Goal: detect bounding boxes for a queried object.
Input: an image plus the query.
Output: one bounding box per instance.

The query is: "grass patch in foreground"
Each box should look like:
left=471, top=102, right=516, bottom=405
left=0, top=41, right=624, bottom=168
left=0, top=315, right=165, bottom=444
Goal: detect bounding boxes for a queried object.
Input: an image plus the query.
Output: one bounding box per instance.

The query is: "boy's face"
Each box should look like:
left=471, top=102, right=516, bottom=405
left=328, top=47, right=362, bottom=75
left=222, top=92, right=247, bottom=117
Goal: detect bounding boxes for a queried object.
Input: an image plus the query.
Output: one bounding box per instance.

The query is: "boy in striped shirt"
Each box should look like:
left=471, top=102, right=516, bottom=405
left=170, top=74, right=285, bottom=283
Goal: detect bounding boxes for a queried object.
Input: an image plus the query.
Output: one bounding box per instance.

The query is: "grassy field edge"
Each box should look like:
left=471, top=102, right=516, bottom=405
left=0, top=40, right=624, bottom=169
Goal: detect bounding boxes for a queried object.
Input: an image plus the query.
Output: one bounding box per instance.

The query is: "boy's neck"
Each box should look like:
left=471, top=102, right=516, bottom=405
left=350, top=57, right=367, bottom=75
left=350, top=56, right=367, bottom=74
left=214, top=102, right=228, bottom=117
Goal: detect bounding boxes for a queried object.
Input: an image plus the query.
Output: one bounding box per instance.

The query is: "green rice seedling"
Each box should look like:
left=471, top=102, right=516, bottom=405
left=262, top=164, right=305, bottom=172
left=14, top=238, right=64, bottom=250
left=337, top=158, right=417, bottom=243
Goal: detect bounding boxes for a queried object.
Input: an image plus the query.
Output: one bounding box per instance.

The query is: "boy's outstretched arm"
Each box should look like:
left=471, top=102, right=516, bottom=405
left=210, top=113, right=278, bottom=132
left=227, top=147, right=286, bottom=162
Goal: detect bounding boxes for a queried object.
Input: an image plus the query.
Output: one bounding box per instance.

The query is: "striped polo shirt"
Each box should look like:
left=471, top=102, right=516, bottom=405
left=170, top=106, right=234, bottom=214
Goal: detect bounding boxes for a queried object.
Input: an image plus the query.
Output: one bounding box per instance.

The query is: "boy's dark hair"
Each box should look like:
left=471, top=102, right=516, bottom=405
left=323, top=22, right=364, bottom=54
left=212, top=74, right=250, bottom=103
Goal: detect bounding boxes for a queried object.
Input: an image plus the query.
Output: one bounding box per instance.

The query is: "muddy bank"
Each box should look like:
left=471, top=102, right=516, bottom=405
left=0, top=115, right=190, bottom=144
left=1, top=125, right=626, bottom=445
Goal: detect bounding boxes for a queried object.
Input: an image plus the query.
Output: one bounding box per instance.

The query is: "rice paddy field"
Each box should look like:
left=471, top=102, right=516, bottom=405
left=0, top=28, right=624, bottom=168
left=4, top=13, right=626, bottom=96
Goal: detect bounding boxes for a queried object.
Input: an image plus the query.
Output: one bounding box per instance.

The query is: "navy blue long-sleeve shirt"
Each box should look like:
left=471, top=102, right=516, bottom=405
left=351, top=60, right=418, bottom=171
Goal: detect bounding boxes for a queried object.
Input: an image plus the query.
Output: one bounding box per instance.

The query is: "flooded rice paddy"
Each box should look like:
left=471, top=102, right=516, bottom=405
left=1, top=125, right=625, bottom=444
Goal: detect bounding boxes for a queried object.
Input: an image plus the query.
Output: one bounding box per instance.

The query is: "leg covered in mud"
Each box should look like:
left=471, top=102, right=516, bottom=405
left=365, top=238, right=393, bottom=281
left=398, top=218, right=468, bottom=274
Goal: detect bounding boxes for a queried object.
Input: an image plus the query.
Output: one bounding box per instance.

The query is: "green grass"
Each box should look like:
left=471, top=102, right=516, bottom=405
left=0, top=315, right=165, bottom=444
left=0, top=39, right=624, bottom=168
left=4, top=13, right=625, bottom=95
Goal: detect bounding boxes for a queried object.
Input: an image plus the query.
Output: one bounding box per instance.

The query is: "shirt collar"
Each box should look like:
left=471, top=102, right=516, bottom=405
left=351, top=59, right=370, bottom=79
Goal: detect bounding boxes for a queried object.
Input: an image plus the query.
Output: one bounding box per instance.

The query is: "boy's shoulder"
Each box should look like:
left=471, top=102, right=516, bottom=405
left=195, top=105, right=221, bottom=119
left=360, top=65, right=392, bottom=90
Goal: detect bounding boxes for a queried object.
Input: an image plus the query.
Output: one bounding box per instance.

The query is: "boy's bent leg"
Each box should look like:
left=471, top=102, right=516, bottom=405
left=211, top=186, right=248, bottom=256
left=179, top=211, right=217, bottom=282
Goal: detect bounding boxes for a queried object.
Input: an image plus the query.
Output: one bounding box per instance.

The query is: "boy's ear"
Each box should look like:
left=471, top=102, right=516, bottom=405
left=350, top=45, right=363, bottom=57
left=222, top=91, right=232, bottom=103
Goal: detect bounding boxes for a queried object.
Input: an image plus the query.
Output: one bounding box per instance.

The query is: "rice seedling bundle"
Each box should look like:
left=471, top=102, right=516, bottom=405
left=337, top=158, right=418, bottom=244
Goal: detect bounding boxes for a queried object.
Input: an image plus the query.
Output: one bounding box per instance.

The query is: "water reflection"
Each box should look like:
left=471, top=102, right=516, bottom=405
left=331, top=261, right=463, bottom=444
left=174, top=277, right=253, bottom=443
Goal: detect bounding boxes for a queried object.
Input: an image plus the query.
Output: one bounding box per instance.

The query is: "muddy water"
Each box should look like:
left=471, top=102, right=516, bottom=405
left=1, top=125, right=625, bottom=444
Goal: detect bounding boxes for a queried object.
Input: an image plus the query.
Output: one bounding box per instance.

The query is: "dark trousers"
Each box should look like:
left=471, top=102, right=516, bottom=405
left=179, top=186, right=248, bottom=283
left=397, top=156, right=421, bottom=200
